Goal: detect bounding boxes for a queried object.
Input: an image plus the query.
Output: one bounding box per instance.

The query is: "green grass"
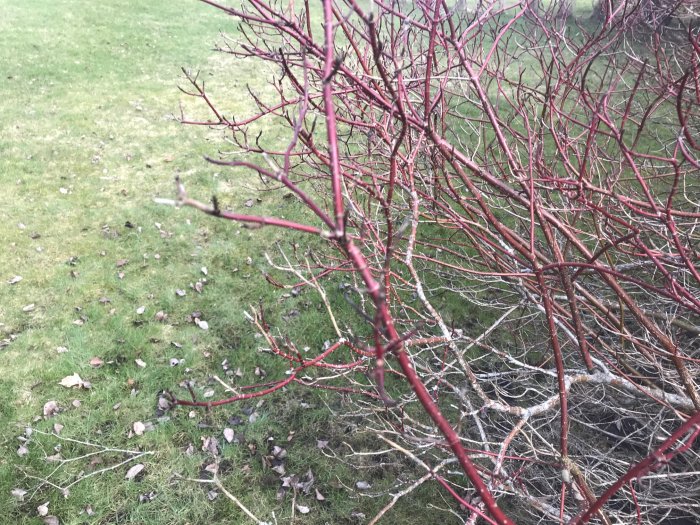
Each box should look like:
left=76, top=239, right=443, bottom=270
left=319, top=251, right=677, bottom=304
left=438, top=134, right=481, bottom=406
left=0, top=1, right=455, bottom=524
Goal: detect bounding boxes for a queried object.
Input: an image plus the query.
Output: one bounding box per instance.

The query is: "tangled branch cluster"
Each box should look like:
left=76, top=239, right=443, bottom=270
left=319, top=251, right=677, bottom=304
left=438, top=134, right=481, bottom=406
left=168, top=0, right=700, bottom=523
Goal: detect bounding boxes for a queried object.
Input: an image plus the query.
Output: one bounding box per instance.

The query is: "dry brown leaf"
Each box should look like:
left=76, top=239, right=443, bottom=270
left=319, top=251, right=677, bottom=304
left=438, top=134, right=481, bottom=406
left=133, top=421, right=146, bottom=436
left=201, top=436, right=219, bottom=456
left=125, top=463, right=144, bottom=480
left=59, top=373, right=84, bottom=389
left=43, top=400, right=59, bottom=417
left=11, top=488, right=27, bottom=501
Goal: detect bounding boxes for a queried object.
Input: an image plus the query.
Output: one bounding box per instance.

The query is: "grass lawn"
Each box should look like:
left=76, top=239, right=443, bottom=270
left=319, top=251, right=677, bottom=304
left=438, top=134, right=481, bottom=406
left=0, top=1, right=452, bottom=524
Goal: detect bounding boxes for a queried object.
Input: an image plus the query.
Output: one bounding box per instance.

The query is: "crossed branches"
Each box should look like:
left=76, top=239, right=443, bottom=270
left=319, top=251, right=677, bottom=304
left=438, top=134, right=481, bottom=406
left=163, top=1, right=700, bottom=523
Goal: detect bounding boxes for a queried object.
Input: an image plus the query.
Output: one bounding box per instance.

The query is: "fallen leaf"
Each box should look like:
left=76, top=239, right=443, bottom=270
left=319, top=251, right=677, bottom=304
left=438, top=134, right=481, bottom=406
left=133, top=421, right=146, bottom=436
left=297, top=469, right=315, bottom=494
left=125, top=463, right=145, bottom=480
left=296, top=504, right=310, bottom=514
left=201, top=266, right=208, bottom=275
left=89, top=357, right=104, bottom=368
left=8, top=275, right=22, bottom=285
left=356, top=481, right=371, bottom=490
left=315, top=488, right=325, bottom=501
left=201, top=436, right=219, bottom=456
left=116, top=259, right=129, bottom=268
left=72, top=399, right=81, bottom=408
left=136, top=306, right=145, bottom=315
left=203, top=389, right=215, bottom=398
left=157, top=397, right=171, bottom=412
left=98, top=296, right=111, bottom=304
left=59, top=373, right=84, bottom=389
left=37, top=502, right=49, bottom=516
left=316, top=439, right=329, bottom=449
left=154, top=311, right=167, bottom=322
left=194, top=318, right=209, bottom=330
left=169, top=358, right=180, bottom=366
left=175, top=289, right=186, bottom=297
left=43, top=517, right=59, bottom=525
left=135, top=359, right=146, bottom=368
left=17, top=445, right=28, bottom=456
left=223, top=428, right=234, bottom=443
left=56, top=346, right=68, bottom=353
left=59, top=187, right=69, bottom=194
left=139, top=491, right=157, bottom=503
left=43, top=401, right=59, bottom=417
left=11, top=488, right=27, bottom=501
left=272, top=446, right=287, bottom=459
left=244, top=199, right=254, bottom=208
left=207, top=490, right=219, bottom=501
left=22, top=304, right=36, bottom=312
left=53, top=423, right=64, bottom=435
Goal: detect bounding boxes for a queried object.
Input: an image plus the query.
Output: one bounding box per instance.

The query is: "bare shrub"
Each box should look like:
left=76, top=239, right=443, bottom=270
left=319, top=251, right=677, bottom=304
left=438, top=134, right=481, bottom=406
left=164, top=1, right=700, bottom=523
